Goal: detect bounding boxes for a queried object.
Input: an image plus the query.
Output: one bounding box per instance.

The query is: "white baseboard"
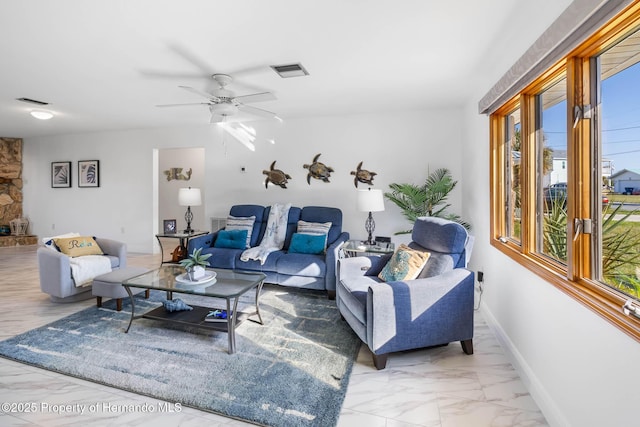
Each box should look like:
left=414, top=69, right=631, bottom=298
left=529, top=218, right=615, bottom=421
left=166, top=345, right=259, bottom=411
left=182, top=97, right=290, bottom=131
left=480, top=303, right=570, bottom=427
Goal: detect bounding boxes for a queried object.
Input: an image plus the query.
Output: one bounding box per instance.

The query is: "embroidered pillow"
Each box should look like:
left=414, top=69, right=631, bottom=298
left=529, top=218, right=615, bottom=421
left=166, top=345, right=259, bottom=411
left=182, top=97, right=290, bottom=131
left=214, top=229, right=248, bottom=249
left=288, top=233, right=326, bottom=255
left=297, top=220, right=332, bottom=250
left=226, top=215, right=256, bottom=248
left=42, top=232, right=81, bottom=252
left=378, top=244, right=431, bottom=282
left=54, top=236, right=104, bottom=257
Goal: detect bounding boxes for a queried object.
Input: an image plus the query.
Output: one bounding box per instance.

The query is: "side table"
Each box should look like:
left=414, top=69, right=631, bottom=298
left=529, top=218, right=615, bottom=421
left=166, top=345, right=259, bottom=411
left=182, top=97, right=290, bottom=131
left=342, top=240, right=395, bottom=257
left=156, top=231, right=208, bottom=265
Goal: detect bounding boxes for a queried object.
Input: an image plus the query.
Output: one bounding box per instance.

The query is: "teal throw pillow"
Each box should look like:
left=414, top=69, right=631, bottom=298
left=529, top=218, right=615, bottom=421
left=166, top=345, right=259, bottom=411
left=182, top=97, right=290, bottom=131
left=288, top=233, right=326, bottom=255
left=214, top=229, right=248, bottom=249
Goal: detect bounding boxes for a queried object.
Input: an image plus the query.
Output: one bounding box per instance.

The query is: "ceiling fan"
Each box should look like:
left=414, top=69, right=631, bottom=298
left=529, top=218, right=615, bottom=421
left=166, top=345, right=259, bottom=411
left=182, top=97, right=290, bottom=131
left=157, top=73, right=279, bottom=123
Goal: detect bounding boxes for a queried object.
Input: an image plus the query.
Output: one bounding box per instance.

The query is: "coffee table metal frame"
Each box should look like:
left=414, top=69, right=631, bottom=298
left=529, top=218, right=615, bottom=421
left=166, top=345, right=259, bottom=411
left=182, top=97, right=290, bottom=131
left=122, top=265, right=266, bottom=354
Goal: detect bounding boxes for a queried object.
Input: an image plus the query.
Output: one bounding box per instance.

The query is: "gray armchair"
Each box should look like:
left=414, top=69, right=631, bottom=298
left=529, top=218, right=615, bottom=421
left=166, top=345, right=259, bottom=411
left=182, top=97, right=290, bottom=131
left=337, top=217, right=475, bottom=369
left=37, top=237, right=127, bottom=302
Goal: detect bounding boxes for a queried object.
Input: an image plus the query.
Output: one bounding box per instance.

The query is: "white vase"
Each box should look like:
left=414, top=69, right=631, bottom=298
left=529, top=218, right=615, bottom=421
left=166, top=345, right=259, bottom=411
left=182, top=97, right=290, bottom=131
left=187, top=265, right=206, bottom=281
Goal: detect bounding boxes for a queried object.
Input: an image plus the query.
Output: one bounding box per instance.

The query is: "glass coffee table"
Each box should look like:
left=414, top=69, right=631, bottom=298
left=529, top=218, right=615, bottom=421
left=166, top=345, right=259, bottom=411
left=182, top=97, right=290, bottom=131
left=122, top=265, right=266, bottom=354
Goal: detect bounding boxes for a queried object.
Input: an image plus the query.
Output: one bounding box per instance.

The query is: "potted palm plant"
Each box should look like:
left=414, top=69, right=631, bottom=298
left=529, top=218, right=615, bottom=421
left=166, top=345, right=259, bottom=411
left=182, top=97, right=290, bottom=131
left=385, top=168, right=470, bottom=234
left=179, top=247, right=212, bottom=281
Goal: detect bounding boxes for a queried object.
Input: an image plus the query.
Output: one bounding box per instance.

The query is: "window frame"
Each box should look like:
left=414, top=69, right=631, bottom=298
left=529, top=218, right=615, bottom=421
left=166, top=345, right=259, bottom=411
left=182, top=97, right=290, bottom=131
left=489, top=3, right=640, bottom=341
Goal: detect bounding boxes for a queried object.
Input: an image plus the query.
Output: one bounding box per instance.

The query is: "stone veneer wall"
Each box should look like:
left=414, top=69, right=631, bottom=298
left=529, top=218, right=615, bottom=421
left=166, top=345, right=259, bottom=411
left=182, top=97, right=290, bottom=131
left=0, top=137, right=36, bottom=246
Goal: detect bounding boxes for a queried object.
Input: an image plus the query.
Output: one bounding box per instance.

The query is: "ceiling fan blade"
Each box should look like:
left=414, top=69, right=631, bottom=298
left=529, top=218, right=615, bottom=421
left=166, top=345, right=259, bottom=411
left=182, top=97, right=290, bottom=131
left=238, top=104, right=278, bottom=119
left=168, top=43, right=215, bottom=75
left=234, top=92, right=277, bottom=104
left=140, top=69, right=209, bottom=79
left=156, top=102, right=210, bottom=108
left=179, top=86, right=220, bottom=102
left=228, top=65, right=271, bottom=77
left=210, top=114, right=224, bottom=124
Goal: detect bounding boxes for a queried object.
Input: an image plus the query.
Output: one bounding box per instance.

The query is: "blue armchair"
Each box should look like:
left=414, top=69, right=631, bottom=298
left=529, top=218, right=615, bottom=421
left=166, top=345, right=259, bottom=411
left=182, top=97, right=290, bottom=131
left=336, top=217, right=475, bottom=369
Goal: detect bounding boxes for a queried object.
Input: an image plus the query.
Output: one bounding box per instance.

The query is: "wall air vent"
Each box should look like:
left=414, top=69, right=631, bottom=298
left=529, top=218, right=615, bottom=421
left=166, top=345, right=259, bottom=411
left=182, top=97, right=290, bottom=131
left=16, top=97, right=49, bottom=106
left=270, top=63, right=309, bottom=78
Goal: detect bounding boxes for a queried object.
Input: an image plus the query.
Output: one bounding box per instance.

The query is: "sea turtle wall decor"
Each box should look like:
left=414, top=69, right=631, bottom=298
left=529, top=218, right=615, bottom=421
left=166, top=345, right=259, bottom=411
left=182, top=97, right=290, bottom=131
left=262, top=161, right=292, bottom=189
left=350, top=161, right=377, bottom=187
left=303, top=153, right=334, bottom=184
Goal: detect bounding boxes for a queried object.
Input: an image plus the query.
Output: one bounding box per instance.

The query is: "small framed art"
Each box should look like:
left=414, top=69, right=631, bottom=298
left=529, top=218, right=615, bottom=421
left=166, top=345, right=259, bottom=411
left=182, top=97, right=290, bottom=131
left=163, top=219, right=177, bottom=234
left=51, top=161, right=71, bottom=188
left=78, top=160, right=100, bottom=188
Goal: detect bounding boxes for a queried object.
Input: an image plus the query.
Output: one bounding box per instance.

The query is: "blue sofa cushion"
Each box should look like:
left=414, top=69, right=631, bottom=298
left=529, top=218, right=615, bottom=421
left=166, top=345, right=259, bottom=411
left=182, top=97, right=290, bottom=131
left=229, top=205, right=267, bottom=247
left=277, top=253, right=326, bottom=278
left=214, top=229, right=248, bottom=249
left=412, top=217, right=467, bottom=255
left=200, top=247, right=241, bottom=269
left=289, top=233, right=326, bottom=254
left=300, top=206, right=343, bottom=246
left=410, top=217, right=469, bottom=277
left=236, top=250, right=283, bottom=272
left=339, top=275, right=381, bottom=324
left=225, top=216, right=255, bottom=248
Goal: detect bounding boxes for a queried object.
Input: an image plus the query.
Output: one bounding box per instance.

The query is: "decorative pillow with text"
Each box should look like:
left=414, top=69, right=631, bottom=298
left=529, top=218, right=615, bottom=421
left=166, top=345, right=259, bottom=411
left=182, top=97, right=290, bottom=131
left=54, top=236, right=104, bottom=257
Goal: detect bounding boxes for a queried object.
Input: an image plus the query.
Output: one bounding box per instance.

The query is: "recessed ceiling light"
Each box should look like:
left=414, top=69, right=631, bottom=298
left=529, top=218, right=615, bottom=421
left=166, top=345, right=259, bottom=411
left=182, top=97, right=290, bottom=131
left=30, top=110, right=54, bottom=120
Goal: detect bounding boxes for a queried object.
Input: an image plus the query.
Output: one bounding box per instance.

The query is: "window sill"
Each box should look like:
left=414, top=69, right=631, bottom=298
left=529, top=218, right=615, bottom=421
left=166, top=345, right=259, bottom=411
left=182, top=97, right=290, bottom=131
left=491, top=238, right=640, bottom=342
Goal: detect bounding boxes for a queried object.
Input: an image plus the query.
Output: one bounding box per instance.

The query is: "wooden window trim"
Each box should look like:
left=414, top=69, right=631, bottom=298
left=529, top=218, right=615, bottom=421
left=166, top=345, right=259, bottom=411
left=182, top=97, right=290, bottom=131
left=489, top=2, right=640, bottom=342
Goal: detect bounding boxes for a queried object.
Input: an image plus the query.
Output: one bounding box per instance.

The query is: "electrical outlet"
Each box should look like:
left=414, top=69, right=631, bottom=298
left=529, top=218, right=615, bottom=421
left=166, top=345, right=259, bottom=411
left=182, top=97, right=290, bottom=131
left=478, top=271, right=484, bottom=283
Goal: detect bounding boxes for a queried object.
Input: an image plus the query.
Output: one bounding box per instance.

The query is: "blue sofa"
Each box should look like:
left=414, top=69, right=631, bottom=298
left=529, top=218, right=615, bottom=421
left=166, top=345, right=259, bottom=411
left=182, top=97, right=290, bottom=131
left=187, top=205, right=349, bottom=298
left=337, top=217, right=474, bottom=369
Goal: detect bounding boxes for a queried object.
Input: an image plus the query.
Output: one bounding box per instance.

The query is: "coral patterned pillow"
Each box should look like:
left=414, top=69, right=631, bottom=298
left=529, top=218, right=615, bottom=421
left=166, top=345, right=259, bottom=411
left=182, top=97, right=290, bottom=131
left=378, top=244, right=431, bottom=282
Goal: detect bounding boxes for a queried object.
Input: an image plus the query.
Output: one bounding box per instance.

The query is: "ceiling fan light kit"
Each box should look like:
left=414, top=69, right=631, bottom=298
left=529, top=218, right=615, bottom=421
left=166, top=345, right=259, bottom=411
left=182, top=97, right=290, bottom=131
left=157, top=68, right=286, bottom=150
left=30, top=110, right=54, bottom=120
left=209, top=103, right=238, bottom=117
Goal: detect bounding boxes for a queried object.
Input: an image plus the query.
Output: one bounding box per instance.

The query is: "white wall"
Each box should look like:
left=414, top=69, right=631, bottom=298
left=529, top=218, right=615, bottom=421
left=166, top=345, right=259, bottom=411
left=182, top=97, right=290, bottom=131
left=22, top=108, right=464, bottom=253
left=461, top=1, right=640, bottom=426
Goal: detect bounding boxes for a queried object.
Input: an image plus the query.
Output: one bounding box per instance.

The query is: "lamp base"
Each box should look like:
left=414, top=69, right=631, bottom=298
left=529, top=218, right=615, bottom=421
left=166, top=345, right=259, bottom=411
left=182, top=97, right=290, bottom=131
left=364, top=212, right=376, bottom=246
left=184, top=206, right=194, bottom=234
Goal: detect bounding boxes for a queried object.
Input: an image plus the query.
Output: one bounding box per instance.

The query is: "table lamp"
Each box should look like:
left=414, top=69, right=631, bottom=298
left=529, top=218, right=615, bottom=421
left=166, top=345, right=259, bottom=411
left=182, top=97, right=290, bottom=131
left=357, top=188, right=385, bottom=245
left=178, top=187, right=202, bottom=233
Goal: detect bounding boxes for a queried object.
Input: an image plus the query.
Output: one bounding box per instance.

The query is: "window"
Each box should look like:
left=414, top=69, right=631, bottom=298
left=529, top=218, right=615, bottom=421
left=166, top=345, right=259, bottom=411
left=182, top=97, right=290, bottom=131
left=490, top=4, right=640, bottom=340
left=506, top=107, right=522, bottom=243
left=596, top=26, right=640, bottom=298
left=536, top=76, right=568, bottom=264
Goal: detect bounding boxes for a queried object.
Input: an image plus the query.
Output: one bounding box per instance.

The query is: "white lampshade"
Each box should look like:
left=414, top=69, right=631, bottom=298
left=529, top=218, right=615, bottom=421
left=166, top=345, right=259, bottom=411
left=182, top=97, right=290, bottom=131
left=357, top=188, right=385, bottom=212
left=178, top=187, right=202, bottom=207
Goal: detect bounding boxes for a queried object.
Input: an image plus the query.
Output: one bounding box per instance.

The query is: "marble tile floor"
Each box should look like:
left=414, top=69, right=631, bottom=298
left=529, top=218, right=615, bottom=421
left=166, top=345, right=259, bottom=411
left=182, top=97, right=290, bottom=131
left=0, top=245, right=548, bottom=426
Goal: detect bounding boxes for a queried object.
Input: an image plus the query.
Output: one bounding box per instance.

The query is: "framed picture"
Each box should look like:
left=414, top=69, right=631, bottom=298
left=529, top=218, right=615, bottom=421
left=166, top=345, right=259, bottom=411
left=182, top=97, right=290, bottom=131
left=78, top=160, right=100, bottom=188
left=51, top=161, right=71, bottom=188
left=163, top=219, right=177, bottom=234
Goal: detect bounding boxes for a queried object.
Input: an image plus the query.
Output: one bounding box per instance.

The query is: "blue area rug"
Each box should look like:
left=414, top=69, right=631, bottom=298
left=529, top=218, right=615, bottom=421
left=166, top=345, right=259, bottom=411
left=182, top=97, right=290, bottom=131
left=0, top=285, right=360, bottom=427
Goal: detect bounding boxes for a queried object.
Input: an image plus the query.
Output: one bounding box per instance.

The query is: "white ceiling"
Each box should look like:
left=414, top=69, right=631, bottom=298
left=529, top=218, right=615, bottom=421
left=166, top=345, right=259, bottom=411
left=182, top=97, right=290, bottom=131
left=0, top=0, right=525, bottom=138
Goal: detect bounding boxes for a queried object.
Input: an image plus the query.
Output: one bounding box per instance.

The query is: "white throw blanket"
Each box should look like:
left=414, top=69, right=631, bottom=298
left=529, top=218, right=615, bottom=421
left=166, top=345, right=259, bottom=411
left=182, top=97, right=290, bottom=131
left=69, top=255, right=112, bottom=287
left=240, top=203, right=291, bottom=265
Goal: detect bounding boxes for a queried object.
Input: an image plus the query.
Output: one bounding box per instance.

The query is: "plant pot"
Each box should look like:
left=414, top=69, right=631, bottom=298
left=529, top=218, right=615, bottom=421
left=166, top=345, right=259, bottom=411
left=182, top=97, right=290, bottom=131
left=186, top=265, right=206, bottom=281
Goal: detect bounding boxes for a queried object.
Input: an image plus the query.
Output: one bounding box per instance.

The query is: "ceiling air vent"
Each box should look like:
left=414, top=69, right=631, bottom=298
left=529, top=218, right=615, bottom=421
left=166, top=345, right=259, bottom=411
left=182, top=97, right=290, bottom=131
left=270, top=63, right=309, bottom=78
left=16, top=97, right=49, bottom=106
